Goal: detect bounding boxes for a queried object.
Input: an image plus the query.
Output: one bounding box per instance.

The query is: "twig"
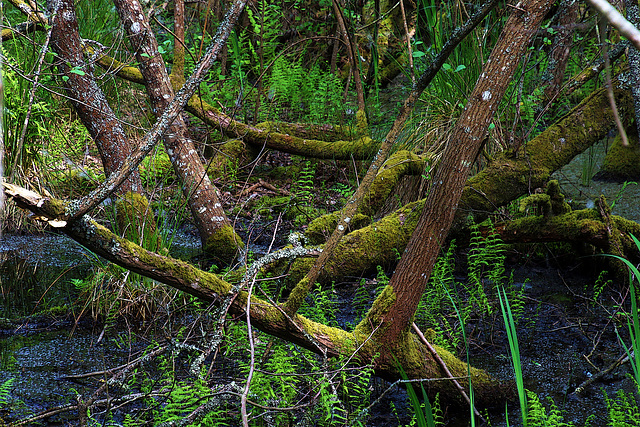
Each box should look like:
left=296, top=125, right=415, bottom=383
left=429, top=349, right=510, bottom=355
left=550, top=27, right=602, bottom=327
left=399, top=0, right=416, bottom=85
left=600, top=18, right=629, bottom=146
left=587, top=0, right=640, bottom=50
left=241, top=275, right=257, bottom=427
left=59, top=345, right=166, bottom=382
left=12, top=10, right=54, bottom=182
left=332, top=0, right=366, bottom=114
left=574, top=352, right=631, bottom=394
left=412, top=322, right=486, bottom=422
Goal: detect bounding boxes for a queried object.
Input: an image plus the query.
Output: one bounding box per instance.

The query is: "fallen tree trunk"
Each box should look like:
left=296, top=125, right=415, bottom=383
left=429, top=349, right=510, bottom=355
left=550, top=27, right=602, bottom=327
left=458, top=80, right=633, bottom=229
left=2, top=182, right=513, bottom=409
left=293, top=81, right=634, bottom=285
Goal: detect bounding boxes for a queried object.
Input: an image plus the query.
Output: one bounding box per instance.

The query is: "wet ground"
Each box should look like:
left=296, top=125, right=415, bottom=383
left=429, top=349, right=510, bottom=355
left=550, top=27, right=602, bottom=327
left=1, top=141, right=640, bottom=425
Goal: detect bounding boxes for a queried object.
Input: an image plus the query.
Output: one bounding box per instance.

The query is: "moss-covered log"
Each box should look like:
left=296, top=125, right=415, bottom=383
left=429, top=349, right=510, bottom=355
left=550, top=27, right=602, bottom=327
left=306, top=150, right=429, bottom=244
left=600, top=125, right=640, bottom=179
left=2, top=182, right=512, bottom=409
left=188, top=93, right=380, bottom=160
left=458, top=80, right=633, bottom=228
left=88, top=52, right=380, bottom=161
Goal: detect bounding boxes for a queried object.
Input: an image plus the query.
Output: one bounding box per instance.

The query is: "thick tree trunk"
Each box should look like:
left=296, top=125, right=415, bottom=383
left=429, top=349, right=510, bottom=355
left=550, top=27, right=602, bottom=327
left=281, top=79, right=632, bottom=288
left=49, top=0, right=157, bottom=248
left=48, top=0, right=141, bottom=195
left=112, top=0, right=244, bottom=262
left=361, top=0, right=555, bottom=377
left=2, top=182, right=513, bottom=409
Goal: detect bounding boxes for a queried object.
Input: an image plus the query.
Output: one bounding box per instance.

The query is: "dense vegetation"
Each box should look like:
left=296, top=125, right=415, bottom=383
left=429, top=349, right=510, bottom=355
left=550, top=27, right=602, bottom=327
left=4, top=0, right=640, bottom=425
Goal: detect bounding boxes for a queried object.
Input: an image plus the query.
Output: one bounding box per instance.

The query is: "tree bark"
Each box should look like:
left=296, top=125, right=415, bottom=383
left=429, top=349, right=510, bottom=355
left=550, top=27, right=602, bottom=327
left=48, top=0, right=142, bottom=195
left=2, top=182, right=513, bottom=409
left=48, top=0, right=159, bottom=249
left=112, top=0, right=244, bottom=262
left=365, top=0, right=555, bottom=357
left=542, top=0, right=578, bottom=104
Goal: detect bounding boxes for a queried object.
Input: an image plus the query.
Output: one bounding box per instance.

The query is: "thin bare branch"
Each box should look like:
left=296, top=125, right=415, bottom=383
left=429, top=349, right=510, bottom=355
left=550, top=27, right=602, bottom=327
left=587, top=0, right=640, bottom=49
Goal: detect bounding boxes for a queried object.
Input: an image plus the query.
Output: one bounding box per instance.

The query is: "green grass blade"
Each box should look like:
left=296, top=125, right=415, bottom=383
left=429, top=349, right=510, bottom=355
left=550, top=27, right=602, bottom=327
left=498, top=286, right=528, bottom=426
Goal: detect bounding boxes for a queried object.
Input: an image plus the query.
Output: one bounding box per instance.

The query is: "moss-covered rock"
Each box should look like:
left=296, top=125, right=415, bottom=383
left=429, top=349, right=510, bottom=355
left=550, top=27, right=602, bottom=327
left=600, top=126, right=640, bottom=180
left=140, top=150, right=174, bottom=185
left=207, top=139, right=259, bottom=180
left=50, top=168, right=103, bottom=198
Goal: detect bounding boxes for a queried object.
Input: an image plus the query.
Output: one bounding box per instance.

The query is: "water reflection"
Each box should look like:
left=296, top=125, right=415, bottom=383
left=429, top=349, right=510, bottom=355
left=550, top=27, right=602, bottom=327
left=0, top=234, right=92, bottom=317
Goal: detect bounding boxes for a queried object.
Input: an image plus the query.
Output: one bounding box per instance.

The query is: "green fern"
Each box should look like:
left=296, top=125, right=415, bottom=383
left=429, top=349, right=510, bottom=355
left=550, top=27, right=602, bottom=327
left=526, top=390, right=576, bottom=426
left=299, top=282, right=338, bottom=327
left=603, top=385, right=640, bottom=427
left=0, top=378, right=14, bottom=408
left=291, top=160, right=316, bottom=207
left=247, top=0, right=282, bottom=64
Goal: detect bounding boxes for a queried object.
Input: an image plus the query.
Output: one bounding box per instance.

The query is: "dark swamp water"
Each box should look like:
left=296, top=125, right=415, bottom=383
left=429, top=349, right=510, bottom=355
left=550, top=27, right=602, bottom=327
left=2, top=143, right=640, bottom=425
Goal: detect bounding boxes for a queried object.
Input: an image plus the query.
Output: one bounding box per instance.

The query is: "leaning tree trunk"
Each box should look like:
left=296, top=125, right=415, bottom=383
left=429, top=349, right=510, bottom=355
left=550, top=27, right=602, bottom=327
left=2, top=181, right=513, bottom=409
left=48, top=0, right=158, bottom=250
left=357, top=0, right=555, bottom=402
left=112, top=0, right=244, bottom=263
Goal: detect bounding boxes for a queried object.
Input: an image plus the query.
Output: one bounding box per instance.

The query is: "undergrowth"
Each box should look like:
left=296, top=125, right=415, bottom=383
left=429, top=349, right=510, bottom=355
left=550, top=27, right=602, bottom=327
left=411, top=221, right=526, bottom=351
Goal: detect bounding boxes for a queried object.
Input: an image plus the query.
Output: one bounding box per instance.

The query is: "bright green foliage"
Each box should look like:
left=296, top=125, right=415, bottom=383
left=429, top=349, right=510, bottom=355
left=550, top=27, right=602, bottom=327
left=588, top=270, right=612, bottom=306
left=405, top=386, right=443, bottom=427
left=526, top=391, right=576, bottom=426
left=299, top=282, right=339, bottom=327
left=268, top=58, right=344, bottom=122
left=414, top=221, right=525, bottom=350
left=2, top=48, right=51, bottom=175
left=604, top=385, right=640, bottom=427
left=152, top=371, right=229, bottom=425
left=351, top=279, right=372, bottom=327
left=499, top=286, right=527, bottom=426
left=0, top=378, right=14, bottom=408
left=247, top=0, right=282, bottom=64
left=291, top=160, right=316, bottom=207
left=467, top=223, right=507, bottom=315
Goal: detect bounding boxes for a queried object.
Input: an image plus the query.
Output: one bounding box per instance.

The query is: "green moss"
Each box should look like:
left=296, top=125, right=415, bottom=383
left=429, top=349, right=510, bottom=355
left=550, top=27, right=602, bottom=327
left=283, top=257, right=314, bottom=289
left=601, top=126, right=640, bottom=179
left=115, top=191, right=159, bottom=250
left=267, top=164, right=303, bottom=181
left=306, top=213, right=371, bottom=245
left=203, top=223, right=245, bottom=265
left=50, top=168, right=102, bottom=197
left=207, top=139, right=258, bottom=180
left=354, top=285, right=396, bottom=338
left=255, top=121, right=359, bottom=142
left=355, top=109, right=369, bottom=135
left=518, top=180, right=570, bottom=217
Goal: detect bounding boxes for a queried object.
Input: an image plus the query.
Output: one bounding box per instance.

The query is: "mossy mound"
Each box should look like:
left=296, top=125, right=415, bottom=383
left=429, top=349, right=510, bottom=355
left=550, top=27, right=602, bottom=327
left=207, top=139, right=259, bottom=180
left=50, top=168, right=103, bottom=198
left=599, top=127, right=640, bottom=180
left=115, top=191, right=159, bottom=251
